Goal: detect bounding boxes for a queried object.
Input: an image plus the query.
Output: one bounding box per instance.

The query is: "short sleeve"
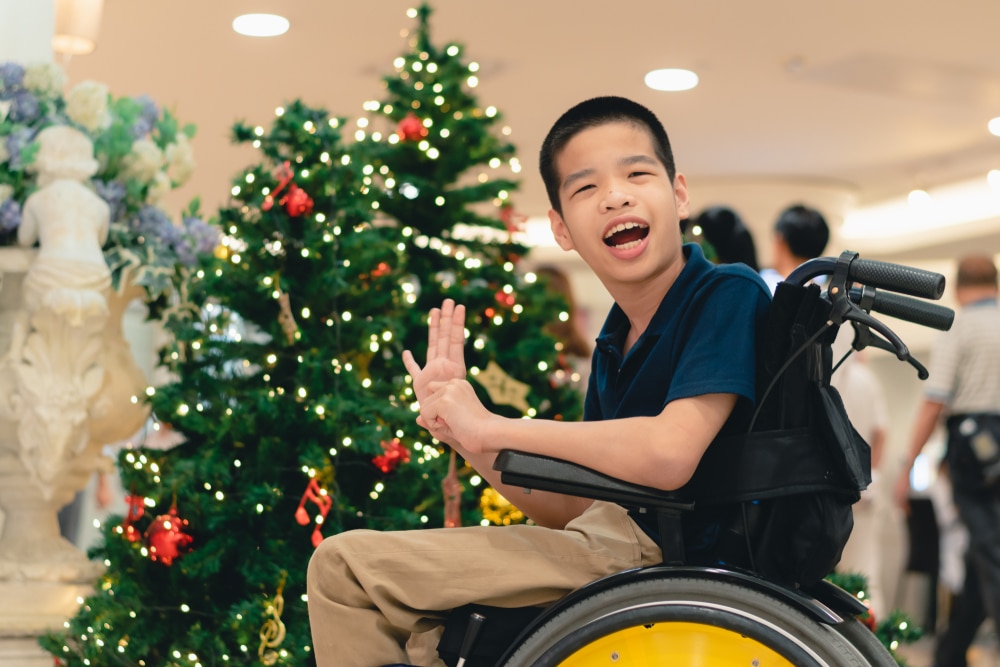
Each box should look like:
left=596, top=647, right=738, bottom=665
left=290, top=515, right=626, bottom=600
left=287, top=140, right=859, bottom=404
left=666, top=275, right=770, bottom=405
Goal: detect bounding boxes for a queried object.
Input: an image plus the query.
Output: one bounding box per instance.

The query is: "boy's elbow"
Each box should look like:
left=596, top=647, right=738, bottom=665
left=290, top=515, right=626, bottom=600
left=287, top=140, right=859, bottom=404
left=644, top=449, right=701, bottom=491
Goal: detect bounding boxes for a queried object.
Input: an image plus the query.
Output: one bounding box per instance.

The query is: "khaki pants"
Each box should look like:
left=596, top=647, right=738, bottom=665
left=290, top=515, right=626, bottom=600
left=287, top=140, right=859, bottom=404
left=306, top=501, right=662, bottom=667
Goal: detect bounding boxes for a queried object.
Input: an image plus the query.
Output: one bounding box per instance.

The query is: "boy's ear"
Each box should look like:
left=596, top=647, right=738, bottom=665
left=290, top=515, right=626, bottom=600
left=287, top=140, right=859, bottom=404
left=548, top=209, right=575, bottom=251
left=673, top=173, right=691, bottom=220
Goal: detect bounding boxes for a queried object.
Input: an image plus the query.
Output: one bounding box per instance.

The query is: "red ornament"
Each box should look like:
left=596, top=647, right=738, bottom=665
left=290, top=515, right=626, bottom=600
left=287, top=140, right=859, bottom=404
left=499, top=204, right=527, bottom=233
left=494, top=288, right=516, bottom=307
left=144, top=506, right=193, bottom=566
left=283, top=184, right=314, bottom=217
left=120, top=493, right=146, bottom=543
left=396, top=113, right=428, bottom=142
left=260, top=161, right=313, bottom=218
left=372, top=438, right=411, bottom=474
left=371, top=261, right=392, bottom=278
left=295, top=478, right=332, bottom=548
left=261, top=162, right=294, bottom=212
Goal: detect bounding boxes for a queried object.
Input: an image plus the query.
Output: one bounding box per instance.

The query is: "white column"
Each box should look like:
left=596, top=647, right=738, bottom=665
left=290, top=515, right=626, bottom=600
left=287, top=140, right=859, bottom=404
left=0, top=0, right=54, bottom=63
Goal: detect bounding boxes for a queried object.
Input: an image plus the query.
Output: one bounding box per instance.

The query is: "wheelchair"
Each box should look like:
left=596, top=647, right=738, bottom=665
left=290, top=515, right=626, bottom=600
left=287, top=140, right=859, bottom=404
left=439, top=251, right=955, bottom=667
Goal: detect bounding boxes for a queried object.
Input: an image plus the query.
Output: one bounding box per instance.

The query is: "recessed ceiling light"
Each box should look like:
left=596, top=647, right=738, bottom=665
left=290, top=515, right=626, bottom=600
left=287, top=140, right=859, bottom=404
left=233, top=13, right=289, bottom=37
left=644, top=68, right=699, bottom=92
left=989, top=116, right=1000, bottom=137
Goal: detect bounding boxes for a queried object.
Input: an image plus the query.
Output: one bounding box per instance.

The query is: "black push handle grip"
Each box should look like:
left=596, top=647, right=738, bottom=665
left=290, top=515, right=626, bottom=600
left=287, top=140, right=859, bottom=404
left=848, top=288, right=954, bottom=331
left=848, top=258, right=945, bottom=300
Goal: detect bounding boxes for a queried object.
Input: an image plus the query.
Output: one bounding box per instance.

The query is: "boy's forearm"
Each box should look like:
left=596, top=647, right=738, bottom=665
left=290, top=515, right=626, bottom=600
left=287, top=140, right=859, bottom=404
left=481, top=393, right=735, bottom=493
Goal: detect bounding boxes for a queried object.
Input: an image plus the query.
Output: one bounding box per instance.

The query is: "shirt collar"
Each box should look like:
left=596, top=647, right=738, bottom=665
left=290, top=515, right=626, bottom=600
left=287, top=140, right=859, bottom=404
left=595, top=243, right=712, bottom=353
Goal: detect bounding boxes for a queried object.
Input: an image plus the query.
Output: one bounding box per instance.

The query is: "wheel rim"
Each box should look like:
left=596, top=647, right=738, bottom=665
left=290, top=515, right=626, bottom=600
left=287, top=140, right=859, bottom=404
left=535, top=604, right=828, bottom=667
left=559, top=622, right=796, bottom=666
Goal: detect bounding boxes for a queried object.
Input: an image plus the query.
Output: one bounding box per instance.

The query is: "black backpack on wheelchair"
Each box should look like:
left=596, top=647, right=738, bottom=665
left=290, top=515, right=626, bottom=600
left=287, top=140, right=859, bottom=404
left=439, top=251, right=954, bottom=667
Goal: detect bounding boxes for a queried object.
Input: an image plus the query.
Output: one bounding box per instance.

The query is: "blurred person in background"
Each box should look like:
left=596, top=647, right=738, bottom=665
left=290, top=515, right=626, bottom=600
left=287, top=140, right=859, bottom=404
left=895, top=255, right=1000, bottom=667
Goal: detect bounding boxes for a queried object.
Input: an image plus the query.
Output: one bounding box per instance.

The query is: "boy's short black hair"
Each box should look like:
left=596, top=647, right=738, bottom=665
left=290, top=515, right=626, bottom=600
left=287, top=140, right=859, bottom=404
left=773, top=204, right=829, bottom=260
left=539, top=96, right=676, bottom=215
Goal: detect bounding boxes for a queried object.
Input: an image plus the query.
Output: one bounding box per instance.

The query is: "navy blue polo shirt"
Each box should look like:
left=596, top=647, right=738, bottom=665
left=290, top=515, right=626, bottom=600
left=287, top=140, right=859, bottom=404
left=584, top=243, right=771, bottom=556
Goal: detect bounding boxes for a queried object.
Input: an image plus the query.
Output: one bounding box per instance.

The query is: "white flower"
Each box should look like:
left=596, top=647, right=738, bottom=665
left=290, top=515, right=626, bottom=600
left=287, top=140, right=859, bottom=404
left=121, top=138, right=165, bottom=184
left=147, top=171, right=172, bottom=204
left=23, top=63, right=66, bottom=98
left=165, top=133, right=196, bottom=186
left=0, top=184, right=12, bottom=203
left=65, top=80, right=111, bottom=132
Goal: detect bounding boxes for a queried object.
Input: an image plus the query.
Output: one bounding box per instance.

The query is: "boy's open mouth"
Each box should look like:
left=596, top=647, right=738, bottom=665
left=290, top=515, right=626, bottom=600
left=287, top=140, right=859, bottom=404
left=604, top=221, right=649, bottom=249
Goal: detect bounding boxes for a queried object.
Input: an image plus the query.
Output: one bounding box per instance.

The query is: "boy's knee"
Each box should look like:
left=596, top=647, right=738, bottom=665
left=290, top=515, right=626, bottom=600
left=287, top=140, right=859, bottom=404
left=307, top=529, right=376, bottom=590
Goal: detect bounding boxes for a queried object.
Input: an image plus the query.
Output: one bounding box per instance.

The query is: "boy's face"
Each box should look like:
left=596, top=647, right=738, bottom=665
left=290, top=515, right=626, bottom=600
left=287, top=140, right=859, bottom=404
left=547, top=121, right=690, bottom=293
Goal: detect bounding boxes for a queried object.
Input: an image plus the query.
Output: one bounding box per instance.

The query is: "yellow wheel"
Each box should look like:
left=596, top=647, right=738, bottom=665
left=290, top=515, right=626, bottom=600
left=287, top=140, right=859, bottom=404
left=560, top=621, right=796, bottom=666
left=501, top=576, right=891, bottom=667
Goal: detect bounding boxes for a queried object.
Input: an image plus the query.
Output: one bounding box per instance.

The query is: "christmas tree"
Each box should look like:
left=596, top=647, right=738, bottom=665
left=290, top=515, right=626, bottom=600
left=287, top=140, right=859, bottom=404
left=42, top=4, right=583, bottom=665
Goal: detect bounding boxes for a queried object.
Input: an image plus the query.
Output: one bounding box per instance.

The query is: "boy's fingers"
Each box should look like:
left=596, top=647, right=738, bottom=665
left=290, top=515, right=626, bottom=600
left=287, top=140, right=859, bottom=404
left=427, top=308, right=441, bottom=361
left=402, top=349, right=420, bottom=376
left=437, top=299, right=455, bottom=360
left=450, top=304, right=466, bottom=362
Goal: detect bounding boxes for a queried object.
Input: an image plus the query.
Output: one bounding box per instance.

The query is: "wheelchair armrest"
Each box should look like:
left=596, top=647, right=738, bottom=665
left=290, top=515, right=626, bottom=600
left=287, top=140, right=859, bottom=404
left=493, top=449, right=694, bottom=513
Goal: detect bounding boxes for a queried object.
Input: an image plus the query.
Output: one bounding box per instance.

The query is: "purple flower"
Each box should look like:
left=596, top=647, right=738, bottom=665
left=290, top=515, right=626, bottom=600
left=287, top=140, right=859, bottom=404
left=134, top=204, right=179, bottom=244
left=92, top=179, right=128, bottom=222
left=184, top=216, right=220, bottom=255
left=0, top=199, right=22, bottom=234
left=9, top=90, right=39, bottom=123
left=169, top=217, right=218, bottom=267
left=172, top=236, right=196, bottom=267
left=5, top=127, right=37, bottom=170
left=131, top=94, right=159, bottom=138
left=0, top=62, right=25, bottom=90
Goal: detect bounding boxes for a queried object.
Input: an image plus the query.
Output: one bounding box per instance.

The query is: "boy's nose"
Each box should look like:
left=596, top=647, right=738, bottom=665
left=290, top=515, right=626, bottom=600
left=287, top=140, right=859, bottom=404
left=600, top=188, right=633, bottom=212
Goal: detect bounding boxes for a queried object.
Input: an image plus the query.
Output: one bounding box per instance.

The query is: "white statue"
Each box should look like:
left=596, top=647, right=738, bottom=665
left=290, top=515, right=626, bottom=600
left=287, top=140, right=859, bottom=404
left=18, top=125, right=111, bottom=324
left=4, top=125, right=110, bottom=490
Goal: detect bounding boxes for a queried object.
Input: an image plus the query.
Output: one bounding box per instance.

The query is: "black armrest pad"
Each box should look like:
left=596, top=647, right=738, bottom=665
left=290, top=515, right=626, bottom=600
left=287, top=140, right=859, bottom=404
left=493, top=449, right=694, bottom=512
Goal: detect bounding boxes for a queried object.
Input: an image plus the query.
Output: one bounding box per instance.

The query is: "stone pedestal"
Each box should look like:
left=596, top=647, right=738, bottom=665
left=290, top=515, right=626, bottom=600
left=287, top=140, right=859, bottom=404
left=0, top=245, right=149, bottom=662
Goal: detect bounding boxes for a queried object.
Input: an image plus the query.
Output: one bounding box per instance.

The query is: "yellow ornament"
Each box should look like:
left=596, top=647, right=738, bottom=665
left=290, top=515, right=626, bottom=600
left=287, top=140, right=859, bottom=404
left=475, top=360, right=530, bottom=413
left=479, top=487, right=525, bottom=526
left=258, top=574, right=287, bottom=666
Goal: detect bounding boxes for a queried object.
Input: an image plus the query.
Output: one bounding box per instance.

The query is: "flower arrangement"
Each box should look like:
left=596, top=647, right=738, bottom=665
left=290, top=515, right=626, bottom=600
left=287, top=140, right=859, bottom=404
left=0, top=61, right=218, bottom=301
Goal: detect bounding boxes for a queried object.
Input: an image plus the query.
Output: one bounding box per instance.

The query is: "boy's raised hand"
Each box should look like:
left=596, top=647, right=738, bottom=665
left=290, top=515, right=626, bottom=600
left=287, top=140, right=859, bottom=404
left=402, top=299, right=467, bottom=406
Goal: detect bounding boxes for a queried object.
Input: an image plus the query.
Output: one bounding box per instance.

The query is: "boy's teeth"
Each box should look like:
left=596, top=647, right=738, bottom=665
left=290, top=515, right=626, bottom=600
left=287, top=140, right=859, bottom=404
left=604, top=221, right=641, bottom=239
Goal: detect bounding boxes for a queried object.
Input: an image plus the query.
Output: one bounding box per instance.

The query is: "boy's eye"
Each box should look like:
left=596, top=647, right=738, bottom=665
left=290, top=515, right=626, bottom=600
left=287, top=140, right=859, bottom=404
left=573, top=184, right=595, bottom=196
left=630, top=171, right=652, bottom=178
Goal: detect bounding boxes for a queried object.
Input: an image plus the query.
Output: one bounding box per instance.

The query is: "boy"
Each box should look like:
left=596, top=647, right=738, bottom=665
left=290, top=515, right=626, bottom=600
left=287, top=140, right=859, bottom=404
left=306, top=96, right=771, bottom=666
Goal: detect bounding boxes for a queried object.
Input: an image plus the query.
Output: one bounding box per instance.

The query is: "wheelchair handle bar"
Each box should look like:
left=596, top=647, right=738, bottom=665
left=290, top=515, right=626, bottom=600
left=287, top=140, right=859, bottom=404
left=786, top=254, right=946, bottom=300
left=848, top=257, right=945, bottom=300
left=848, top=286, right=954, bottom=331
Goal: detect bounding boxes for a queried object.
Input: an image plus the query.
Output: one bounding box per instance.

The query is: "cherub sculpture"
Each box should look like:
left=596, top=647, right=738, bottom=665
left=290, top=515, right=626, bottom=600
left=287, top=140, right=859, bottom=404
left=18, top=124, right=111, bottom=324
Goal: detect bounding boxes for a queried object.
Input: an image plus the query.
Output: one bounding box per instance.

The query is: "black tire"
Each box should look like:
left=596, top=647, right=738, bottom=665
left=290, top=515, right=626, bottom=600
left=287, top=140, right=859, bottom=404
left=501, top=576, right=875, bottom=667
left=834, top=619, right=899, bottom=667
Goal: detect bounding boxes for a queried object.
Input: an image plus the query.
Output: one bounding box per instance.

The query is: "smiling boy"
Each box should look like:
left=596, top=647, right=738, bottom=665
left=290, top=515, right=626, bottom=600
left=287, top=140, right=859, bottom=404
left=307, top=96, right=771, bottom=667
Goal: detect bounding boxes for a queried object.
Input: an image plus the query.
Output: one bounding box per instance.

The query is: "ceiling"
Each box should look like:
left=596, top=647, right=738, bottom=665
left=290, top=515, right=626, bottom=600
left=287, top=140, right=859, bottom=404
left=61, top=0, right=1000, bottom=262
